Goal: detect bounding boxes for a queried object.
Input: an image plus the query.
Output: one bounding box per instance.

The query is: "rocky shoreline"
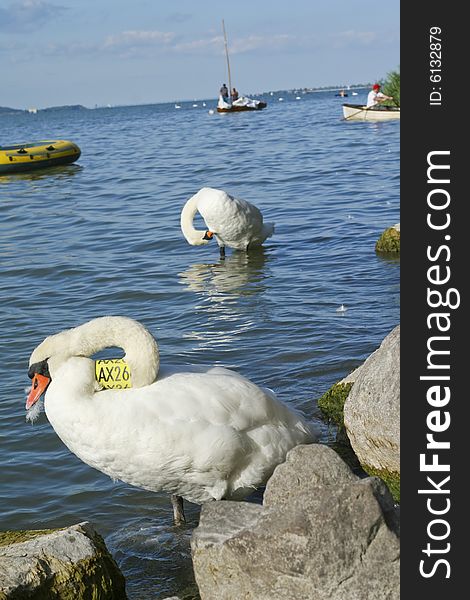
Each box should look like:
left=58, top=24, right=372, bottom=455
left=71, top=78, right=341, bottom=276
left=192, top=444, right=399, bottom=600
left=318, top=325, right=400, bottom=502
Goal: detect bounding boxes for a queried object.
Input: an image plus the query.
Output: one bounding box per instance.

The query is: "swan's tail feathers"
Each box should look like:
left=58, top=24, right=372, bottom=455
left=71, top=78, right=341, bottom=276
left=262, top=222, right=275, bottom=242
left=261, top=386, right=316, bottom=444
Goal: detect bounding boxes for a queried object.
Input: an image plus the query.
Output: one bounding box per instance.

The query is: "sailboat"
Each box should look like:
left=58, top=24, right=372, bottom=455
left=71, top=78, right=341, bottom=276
left=217, top=20, right=267, bottom=113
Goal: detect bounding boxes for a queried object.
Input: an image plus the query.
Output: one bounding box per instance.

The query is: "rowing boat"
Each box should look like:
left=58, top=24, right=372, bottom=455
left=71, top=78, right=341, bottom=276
left=342, top=103, right=400, bottom=121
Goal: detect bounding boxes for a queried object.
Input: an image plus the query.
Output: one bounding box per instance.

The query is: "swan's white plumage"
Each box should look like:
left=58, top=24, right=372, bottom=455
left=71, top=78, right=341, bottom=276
left=181, top=187, right=274, bottom=251
left=28, top=317, right=314, bottom=504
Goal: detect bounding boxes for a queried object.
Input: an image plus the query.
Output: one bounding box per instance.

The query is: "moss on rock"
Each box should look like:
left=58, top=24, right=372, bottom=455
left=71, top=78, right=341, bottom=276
left=0, top=529, right=63, bottom=547
left=375, top=226, right=400, bottom=253
left=317, top=382, right=353, bottom=426
left=317, top=381, right=400, bottom=503
left=362, top=465, right=400, bottom=503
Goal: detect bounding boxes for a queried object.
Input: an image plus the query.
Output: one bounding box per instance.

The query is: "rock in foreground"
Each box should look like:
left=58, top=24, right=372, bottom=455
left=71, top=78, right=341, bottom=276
left=191, top=444, right=399, bottom=600
left=0, top=522, right=126, bottom=599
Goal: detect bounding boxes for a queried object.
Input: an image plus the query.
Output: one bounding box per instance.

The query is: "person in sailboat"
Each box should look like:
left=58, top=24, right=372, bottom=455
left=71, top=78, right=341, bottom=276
left=231, top=87, right=239, bottom=102
left=220, top=84, right=229, bottom=102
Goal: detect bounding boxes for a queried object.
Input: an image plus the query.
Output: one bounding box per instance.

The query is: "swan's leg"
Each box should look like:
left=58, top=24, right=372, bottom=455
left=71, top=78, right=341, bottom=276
left=219, top=246, right=226, bottom=259
left=171, top=494, right=186, bottom=525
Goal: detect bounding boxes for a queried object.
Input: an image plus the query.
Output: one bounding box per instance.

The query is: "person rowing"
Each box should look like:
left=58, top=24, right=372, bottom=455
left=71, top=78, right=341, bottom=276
left=366, top=83, right=394, bottom=108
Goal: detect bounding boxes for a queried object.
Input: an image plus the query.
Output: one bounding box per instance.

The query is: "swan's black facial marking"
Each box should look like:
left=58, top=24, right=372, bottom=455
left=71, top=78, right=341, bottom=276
left=28, top=359, right=50, bottom=380
left=203, top=231, right=214, bottom=241
left=26, top=359, right=52, bottom=410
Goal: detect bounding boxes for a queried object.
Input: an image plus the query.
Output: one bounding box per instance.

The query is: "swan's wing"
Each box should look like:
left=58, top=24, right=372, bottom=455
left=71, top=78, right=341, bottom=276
left=56, top=366, right=311, bottom=503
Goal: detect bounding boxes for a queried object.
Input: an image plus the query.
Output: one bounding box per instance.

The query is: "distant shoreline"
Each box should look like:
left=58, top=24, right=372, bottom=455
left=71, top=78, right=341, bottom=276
left=0, top=85, right=369, bottom=114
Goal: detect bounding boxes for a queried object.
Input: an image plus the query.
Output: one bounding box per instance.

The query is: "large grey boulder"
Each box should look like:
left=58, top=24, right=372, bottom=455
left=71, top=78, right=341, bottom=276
left=0, top=522, right=126, bottom=599
left=191, top=444, right=399, bottom=600
left=343, top=325, right=400, bottom=500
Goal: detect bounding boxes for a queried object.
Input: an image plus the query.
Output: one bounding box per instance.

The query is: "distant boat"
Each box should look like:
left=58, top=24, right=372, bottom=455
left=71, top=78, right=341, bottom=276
left=335, top=90, right=348, bottom=97
left=217, top=97, right=267, bottom=112
left=217, top=20, right=267, bottom=114
left=342, top=103, right=400, bottom=121
left=175, top=104, right=181, bottom=109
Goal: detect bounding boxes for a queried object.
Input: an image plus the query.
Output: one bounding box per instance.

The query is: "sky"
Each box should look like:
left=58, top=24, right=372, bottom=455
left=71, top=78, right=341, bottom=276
left=1, top=0, right=399, bottom=109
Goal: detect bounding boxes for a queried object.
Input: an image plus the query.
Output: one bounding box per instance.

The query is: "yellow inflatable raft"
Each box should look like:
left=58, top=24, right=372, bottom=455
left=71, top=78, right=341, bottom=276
left=0, top=140, right=81, bottom=175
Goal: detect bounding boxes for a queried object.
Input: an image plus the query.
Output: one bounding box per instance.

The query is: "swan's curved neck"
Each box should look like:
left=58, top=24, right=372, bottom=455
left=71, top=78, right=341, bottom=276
left=30, top=317, right=159, bottom=387
left=181, top=195, right=207, bottom=245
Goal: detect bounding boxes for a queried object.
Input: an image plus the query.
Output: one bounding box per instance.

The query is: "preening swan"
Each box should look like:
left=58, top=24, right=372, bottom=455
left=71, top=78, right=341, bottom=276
left=181, top=187, right=274, bottom=257
left=26, top=316, right=314, bottom=524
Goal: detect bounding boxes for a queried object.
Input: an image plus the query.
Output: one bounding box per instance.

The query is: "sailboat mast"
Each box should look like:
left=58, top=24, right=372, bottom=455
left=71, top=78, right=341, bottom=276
left=222, top=19, right=232, bottom=104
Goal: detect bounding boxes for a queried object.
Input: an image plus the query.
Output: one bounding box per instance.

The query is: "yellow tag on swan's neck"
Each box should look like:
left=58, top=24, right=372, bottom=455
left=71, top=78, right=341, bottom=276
left=95, top=358, right=132, bottom=389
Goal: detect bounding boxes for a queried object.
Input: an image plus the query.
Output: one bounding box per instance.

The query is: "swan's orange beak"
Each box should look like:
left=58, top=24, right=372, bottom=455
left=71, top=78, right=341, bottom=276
left=203, top=231, right=214, bottom=240
left=26, top=373, right=50, bottom=410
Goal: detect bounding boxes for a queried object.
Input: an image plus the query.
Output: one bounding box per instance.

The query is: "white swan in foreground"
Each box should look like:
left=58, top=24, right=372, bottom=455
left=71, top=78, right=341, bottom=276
left=181, top=187, right=274, bottom=257
left=26, top=316, right=314, bottom=523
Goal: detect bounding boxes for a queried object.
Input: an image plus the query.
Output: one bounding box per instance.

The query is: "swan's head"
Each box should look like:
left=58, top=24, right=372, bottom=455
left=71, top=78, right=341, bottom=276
left=184, top=230, right=214, bottom=246
left=181, top=191, right=218, bottom=246
left=26, top=327, right=77, bottom=410
left=26, top=354, right=100, bottom=410
left=26, top=359, right=51, bottom=409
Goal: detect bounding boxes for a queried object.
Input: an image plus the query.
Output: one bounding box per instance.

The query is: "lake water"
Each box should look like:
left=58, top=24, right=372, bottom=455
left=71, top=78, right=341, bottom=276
left=0, top=90, right=399, bottom=599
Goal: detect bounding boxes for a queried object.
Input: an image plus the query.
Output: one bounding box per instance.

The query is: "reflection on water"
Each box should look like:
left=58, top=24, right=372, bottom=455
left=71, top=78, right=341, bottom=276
left=178, top=247, right=270, bottom=298
left=0, top=164, right=82, bottom=184
left=178, top=249, right=272, bottom=350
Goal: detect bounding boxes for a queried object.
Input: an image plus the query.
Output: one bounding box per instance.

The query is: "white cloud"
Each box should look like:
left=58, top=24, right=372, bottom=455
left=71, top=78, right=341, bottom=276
left=230, top=34, right=294, bottom=54
left=103, top=30, right=176, bottom=49
left=0, top=0, right=67, bottom=33
left=171, top=36, right=222, bottom=54
left=1, top=25, right=386, bottom=65
left=329, top=30, right=378, bottom=48
left=171, top=33, right=296, bottom=56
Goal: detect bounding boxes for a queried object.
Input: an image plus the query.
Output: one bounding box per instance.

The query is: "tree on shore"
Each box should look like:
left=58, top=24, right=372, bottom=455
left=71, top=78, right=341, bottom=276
left=380, top=68, right=400, bottom=106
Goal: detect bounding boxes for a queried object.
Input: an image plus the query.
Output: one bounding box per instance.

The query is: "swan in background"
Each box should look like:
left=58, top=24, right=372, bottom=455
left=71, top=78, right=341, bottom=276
left=180, top=187, right=274, bottom=258
left=26, top=316, right=315, bottom=524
